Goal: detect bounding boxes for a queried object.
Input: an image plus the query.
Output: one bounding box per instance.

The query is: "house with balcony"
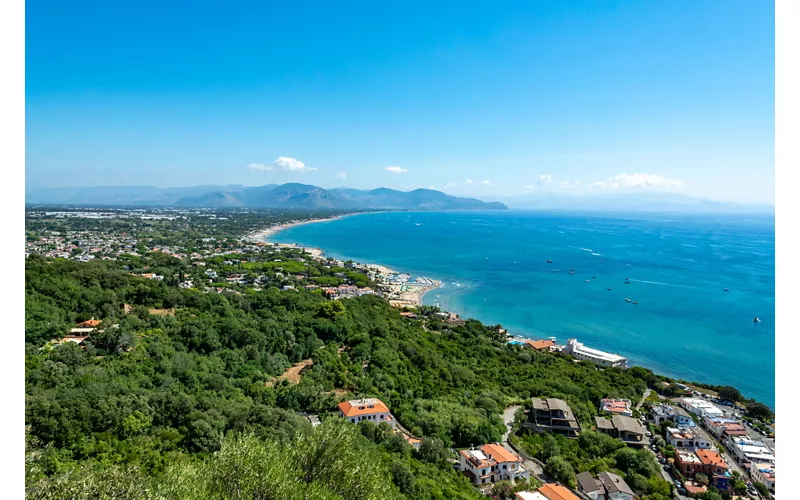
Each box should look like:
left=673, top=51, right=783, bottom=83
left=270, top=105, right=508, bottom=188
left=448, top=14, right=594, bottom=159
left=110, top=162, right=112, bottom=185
left=696, top=449, right=732, bottom=491
left=564, top=338, right=627, bottom=368
left=337, top=398, right=396, bottom=429
left=595, top=415, right=646, bottom=447
left=599, top=398, right=632, bottom=417
left=458, top=443, right=529, bottom=485
left=750, top=462, right=775, bottom=491
left=674, top=449, right=704, bottom=478
left=666, top=427, right=713, bottom=450
left=650, top=404, right=696, bottom=428
left=526, top=397, right=581, bottom=438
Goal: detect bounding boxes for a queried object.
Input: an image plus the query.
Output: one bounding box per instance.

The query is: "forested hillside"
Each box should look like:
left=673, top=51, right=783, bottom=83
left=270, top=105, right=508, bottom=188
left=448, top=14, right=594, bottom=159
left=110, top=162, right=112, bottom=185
left=24, top=252, right=663, bottom=498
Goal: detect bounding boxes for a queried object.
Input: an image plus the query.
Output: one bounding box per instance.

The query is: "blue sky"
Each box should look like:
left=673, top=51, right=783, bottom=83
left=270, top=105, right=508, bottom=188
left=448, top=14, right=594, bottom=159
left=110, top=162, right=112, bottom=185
left=26, top=0, right=774, bottom=204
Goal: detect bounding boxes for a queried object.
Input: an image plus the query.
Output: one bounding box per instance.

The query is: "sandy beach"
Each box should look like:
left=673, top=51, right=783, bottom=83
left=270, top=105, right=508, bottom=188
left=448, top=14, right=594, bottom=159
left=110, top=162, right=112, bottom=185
left=243, top=213, right=442, bottom=308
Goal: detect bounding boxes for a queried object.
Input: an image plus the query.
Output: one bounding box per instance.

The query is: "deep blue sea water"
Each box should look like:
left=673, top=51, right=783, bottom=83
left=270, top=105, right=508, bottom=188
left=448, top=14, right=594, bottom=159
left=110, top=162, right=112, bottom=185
left=272, top=211, right=775, bottom=407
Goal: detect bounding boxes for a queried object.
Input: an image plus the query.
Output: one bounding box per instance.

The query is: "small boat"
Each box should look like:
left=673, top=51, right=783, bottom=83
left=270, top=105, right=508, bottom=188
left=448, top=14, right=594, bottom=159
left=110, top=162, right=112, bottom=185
left=592, top=276, right=597, bottom=279
left=570, top=268, right=575, bottom=271
left=569, top=271, right=575, bottom=275
left=585, top=280, right=590, bottom=283
left=724, top=288, right=729, bottom=292
left=624, top=298, right=632, bottom=302
left=485, top=257, right=489, bottom=260
left=599, top=260, right=603, bottom=263
left=607, top=288, right=612, bottom=291
left=632, top=301, right=638, bottom=305
left=546, top=260, right=553, bottom=263
left=753, top=317, right=761, bottom=323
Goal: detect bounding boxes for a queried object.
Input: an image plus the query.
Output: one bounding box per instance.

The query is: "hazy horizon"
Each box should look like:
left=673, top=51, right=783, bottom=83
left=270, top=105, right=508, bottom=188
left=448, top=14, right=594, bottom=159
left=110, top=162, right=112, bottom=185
left=27, top=1, right=774, bottom=204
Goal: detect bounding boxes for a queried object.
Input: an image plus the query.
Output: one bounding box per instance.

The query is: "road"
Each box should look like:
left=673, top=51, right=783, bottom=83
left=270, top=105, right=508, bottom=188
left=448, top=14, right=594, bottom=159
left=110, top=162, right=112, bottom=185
left=636, top=388, right=652, bottom=409
left=502, top=405, right=520, bottom=442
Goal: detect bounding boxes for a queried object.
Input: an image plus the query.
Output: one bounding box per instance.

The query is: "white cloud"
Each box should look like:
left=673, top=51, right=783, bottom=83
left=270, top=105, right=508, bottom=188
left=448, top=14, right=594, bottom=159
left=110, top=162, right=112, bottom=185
left=524, top=185, right=536, bottom=190
left=558, top=180, right=580, bottom=188
left=338, top=172, right=347, bottom=180
left=247, top=156, right=317, bottom=172
left=480, top=180, right=492, bottom=186
left=443, top=181, right=457, bottom=188
left=385, top=166, right=408, bottom=174
left=589, top=173, right=684, bottom=190
left=538, top=174, right=553, bottom=185
left=463, top=178, right=473, bottom=185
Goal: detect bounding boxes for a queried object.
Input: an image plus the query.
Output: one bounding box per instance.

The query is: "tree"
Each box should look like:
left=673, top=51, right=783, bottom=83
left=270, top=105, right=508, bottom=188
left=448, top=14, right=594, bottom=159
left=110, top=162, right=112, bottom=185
left=753, top=481, right=771, bottom=498
left=416, top=437, right=449, bottom=464
left=695, top=472, right=709, bottom=486
left=717, top=386, right=743, bottom=403
left=746, top=401, right=774, bottom=422
left=545, top=456, right=576, bottom=488
left=628, top=472, right=648, bottom=494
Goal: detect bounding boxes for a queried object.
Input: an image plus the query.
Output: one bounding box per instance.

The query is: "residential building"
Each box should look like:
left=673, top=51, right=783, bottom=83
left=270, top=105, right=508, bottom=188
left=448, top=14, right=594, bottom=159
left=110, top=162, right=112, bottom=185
left=337, top=398, right=396, bottom=429
left=527, top=397, right=581, bottom=438
left=598, top=471, right=635, bottom=500
left=725, top=437, right=775, bottom=465
left=696, top=449, right=732, bottom=491
left=599, top=398, right=632, bottom=417
left=515, top=483, right=581, bottom=500
left=665, top=427, right=713, bottom=450
left=576, top=471, right=605, bottom=500
left=674, top=449, right=703, bottom=478
left=564, top=338, right=627, bottom=368
left=523, top=339, right=557, bottom=352
left=680, top=398, right=723, bottom=418
left=458, top=443, right=529, bottom=485
left=650, top=404, right=695, bottom=427
left=595, top=415, right=646, bottom=447
left=749, top=462, right=775, bottom=491
left=704, top=417, right=747, bottom=439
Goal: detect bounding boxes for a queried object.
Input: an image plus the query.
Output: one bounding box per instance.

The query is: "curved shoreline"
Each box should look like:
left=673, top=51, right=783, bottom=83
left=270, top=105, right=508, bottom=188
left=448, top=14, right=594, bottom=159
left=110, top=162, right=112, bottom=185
left=243, top=213, right=774, bottom=409
left=248, top=212, right=442, bottom=307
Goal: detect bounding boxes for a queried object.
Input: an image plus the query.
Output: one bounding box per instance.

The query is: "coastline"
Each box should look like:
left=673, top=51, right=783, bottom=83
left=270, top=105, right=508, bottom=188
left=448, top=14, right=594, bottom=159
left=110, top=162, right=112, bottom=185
left=246, top=212, right=442, bottom=307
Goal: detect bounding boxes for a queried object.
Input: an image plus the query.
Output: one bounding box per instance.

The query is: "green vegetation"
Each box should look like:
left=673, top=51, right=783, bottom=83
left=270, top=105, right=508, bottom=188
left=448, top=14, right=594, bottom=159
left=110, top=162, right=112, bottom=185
left=513, top=431, right=671, bottom=499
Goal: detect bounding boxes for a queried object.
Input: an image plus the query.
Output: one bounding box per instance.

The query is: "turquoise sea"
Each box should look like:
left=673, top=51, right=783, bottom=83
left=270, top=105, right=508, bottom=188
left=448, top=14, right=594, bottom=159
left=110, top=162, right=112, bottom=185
left=271, top=211, right=775, bottom=407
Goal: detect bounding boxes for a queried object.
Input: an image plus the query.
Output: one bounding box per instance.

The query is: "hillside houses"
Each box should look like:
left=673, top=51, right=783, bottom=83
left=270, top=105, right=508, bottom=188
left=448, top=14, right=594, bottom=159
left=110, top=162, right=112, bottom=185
left=457, top=443, right=529, bottom=485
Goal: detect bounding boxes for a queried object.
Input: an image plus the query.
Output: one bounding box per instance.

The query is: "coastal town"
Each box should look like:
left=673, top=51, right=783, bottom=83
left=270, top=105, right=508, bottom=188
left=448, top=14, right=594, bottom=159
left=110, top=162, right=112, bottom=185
left=25, top=207, right=776, bottom=499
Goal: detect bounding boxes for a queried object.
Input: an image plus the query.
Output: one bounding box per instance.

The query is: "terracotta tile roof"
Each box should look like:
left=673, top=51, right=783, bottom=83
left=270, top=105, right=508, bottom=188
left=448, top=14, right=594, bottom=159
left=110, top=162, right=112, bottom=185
left=77, top=319, right=101, bottom=327
left=696, top=449, right=728, bottom=469
left=537, top=483, right=580, bottom=500
left=525, top=339, right=555, bottom=350
left=481, top=443, right=521, bottom=464
left=337, top=398, right=390, bottom=417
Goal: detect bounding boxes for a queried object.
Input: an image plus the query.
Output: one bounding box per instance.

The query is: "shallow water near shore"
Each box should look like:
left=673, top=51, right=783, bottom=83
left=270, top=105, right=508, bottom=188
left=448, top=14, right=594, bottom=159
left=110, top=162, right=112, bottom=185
left=271, top=210, right=775, bottom=407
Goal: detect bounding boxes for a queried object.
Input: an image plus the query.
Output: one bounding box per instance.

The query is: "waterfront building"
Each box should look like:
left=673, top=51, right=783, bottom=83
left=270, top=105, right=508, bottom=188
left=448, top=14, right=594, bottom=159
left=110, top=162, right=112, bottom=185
left=725, top=437, right=775, bottom=465
left=749, top=462, right=775, bottom=491
left=650, top=404, right=696, bottom=427
left=679, top=398, right=724, bottom=418
left=564, top=339, right=627, bottom=368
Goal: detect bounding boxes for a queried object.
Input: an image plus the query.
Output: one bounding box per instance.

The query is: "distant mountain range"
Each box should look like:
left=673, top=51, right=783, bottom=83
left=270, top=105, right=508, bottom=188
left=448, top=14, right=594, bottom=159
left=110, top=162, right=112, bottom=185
left=486, top=191, right=774, bottom=214
left=25, top=183, right=507, bottom=211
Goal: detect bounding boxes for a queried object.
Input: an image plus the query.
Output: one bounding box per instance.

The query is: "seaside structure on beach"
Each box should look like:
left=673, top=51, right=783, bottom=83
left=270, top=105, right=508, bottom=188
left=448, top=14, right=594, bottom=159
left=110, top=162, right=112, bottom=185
left=564, top=338, right=627, bottom=368
left=526, top=397, right=581, bottom=438
left=599, top=398, right=632, bottom=417
left=457, top=443, right=529, bottom=485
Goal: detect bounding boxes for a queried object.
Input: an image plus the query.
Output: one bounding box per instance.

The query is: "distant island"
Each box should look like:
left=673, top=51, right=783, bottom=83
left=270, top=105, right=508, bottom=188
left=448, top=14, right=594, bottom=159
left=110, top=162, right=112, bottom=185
left=26, top=183, right=508, bottom=211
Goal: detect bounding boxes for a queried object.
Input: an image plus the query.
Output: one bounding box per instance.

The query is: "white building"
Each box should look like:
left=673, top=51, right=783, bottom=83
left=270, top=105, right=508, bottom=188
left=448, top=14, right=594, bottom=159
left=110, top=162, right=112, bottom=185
left=337, top=398, right=396, bottom=428
left=726, top=437, right=775, bottom=465
left=458, top=443, right=529, bottom=485
left=650, top=404, right=696, bottom=427
left=750, top=462, right=775, bottom=491
left=666, top=427, right=713, bottom=450
left=600, top=398, right=632, bottom=417
left=564, top=339, right=627, bottom=368
left=680, top=398, right=724, bottom=418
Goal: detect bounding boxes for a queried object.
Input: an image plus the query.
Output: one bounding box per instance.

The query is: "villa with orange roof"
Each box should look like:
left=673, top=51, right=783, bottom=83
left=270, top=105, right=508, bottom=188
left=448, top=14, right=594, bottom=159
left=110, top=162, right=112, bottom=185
left=458, top=443, right=529, bottom=485
left=514, top=483, right=580, bottom=500
left=599, top=398, right=632, bottom=417
left=696, top=448, right=732, bottom=490
left=337, top=398, right=396, bottom=428
left=523, top=339, right=557, bottom=352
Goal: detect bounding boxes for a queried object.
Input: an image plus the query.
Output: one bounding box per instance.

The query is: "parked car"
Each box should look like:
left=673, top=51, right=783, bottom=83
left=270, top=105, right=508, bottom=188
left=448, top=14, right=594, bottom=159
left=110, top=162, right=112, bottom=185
left=646, top=431, right=652, bottom=437
left=663, top=464, right=670, bottom=471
